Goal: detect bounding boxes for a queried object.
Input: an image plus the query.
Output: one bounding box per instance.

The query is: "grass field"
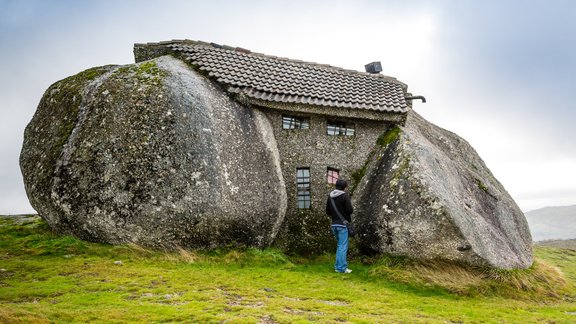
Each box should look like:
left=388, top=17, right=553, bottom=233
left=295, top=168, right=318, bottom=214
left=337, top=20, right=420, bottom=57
left=1, top=215, right=575, bottom=323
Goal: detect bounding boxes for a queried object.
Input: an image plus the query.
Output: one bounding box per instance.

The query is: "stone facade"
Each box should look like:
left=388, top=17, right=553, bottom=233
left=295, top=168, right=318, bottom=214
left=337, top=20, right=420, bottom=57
left=258, top=108, right=392, bottom=253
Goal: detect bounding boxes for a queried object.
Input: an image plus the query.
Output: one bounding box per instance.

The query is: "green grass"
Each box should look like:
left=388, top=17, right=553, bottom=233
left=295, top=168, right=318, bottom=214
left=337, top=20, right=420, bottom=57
left=1, top=216, right=575, bottom=323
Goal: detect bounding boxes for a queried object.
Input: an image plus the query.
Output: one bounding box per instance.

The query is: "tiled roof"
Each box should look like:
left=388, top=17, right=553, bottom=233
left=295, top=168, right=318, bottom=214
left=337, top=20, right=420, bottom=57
left=135, top=40, right=409, bottom=114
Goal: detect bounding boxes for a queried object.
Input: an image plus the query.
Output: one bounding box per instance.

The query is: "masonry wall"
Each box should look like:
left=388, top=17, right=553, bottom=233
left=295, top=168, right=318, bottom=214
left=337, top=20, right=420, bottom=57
left=258, top=107, right=393, bottom=254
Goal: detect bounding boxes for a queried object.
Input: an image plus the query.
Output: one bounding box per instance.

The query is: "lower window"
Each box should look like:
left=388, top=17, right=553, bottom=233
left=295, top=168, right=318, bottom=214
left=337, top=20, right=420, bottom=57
left=296, top=167, right=311, bottom=209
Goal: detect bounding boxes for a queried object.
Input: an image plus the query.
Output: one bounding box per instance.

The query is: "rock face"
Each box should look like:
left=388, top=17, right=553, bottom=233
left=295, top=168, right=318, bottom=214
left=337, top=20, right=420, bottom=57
left=353, top=112, right=533, bottom=269
left=20, top=56, right=286, bottom=249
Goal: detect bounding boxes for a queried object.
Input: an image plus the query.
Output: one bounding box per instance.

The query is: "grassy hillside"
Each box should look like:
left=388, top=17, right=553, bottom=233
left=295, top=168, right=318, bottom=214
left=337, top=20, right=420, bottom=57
left=1, top=216, right=575, bottom=323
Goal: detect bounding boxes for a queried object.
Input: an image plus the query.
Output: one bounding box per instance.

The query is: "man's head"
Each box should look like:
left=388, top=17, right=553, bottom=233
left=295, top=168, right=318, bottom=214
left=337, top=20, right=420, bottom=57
left=335, top=179, right=348, bottom=190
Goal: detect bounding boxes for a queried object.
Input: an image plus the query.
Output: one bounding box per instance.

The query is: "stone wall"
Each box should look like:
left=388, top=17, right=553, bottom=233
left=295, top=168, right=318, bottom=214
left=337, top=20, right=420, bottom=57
left=260, top=109, right=392, bottom=254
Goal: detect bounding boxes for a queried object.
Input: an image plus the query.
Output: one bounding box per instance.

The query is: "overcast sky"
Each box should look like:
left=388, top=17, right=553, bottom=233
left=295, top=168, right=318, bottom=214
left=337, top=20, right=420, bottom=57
left=1, top=0, right=575, bottom=214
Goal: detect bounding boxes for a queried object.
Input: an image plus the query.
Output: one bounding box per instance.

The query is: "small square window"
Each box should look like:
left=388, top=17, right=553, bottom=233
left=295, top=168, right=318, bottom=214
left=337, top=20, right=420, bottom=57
left=283, top=116, right=309, bottom=129
left=327, top=167, right=340, bottom=184
left=327, top=121, right=355, bottom=136
left=296, top=167, right=311, bottom=209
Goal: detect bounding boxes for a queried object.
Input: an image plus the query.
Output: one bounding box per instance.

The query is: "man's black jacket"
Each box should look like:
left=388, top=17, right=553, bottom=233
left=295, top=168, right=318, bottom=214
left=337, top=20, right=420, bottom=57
left=326, top=190, right=353, bottom=225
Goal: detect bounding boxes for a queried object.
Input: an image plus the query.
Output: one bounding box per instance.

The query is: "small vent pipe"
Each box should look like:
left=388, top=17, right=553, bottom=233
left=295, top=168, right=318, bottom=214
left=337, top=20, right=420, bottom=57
left=405, top=95, right=426, bottom=103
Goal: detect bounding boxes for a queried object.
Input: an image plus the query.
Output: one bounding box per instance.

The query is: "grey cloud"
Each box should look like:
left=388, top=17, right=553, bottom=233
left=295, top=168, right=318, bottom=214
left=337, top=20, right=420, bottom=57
left=1, top=0, right=575, bottom=213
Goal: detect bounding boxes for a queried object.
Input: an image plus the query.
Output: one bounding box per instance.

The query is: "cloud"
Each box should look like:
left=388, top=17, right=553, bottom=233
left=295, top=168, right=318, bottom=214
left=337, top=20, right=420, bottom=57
left=1, top=0, right=576, bottom=213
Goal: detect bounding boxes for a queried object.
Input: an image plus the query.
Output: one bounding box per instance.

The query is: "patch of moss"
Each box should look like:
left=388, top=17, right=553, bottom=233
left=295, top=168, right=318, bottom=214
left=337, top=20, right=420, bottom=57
left=350, top=126, right=402, bottom=194
left=137, top=61, right=160, bottom=75
left=475, top=178, right=489, bottom=193
left=116, top=61, right=162, bottom=77
left=377, top=126, right=401, bottom=147
left=350, top=164, right=368, bottom=194
left=51, top=120, right=76, bottom=155
left=80, top=65, right=115, bottom=81
left=113, top=61, right=166, bottom=91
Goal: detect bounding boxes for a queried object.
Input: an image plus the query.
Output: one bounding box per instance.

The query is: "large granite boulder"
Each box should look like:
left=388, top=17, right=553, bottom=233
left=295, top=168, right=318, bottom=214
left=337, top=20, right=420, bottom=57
left=353, top=112, right=533, bottom=269
left=20, top=56, right=286, bottom=249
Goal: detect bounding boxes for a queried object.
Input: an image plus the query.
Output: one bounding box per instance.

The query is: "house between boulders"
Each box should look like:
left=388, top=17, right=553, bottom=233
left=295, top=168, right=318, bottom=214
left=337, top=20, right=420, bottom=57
left=22, top=38, right=533, bottom=268
left=134, top=40, right=421, bottom=254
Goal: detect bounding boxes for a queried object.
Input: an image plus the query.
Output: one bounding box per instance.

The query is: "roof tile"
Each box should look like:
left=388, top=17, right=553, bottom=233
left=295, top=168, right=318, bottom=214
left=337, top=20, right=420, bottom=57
left=136, top=40, right=409, bottom=114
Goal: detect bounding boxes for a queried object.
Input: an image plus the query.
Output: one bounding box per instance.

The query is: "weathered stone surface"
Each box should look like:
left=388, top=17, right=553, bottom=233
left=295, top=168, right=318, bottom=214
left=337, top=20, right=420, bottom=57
left=20, top=56, right=286, bottom=249
left=353, top=112, right=533, bottom=269
left=21, top=50, right=533, bottom=269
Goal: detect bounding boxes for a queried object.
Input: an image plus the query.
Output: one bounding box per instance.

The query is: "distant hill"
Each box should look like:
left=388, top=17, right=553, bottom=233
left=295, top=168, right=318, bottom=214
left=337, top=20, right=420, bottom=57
left=524, top=205, right=576, bottom=241
left=534, top=239, right=576, bottom=249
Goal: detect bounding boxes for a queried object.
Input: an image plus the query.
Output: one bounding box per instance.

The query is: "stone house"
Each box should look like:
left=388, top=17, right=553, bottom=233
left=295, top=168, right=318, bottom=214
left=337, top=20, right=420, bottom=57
left=134, top=40, right=418, bottom=253
left=22, top=39, right=533, bottom=268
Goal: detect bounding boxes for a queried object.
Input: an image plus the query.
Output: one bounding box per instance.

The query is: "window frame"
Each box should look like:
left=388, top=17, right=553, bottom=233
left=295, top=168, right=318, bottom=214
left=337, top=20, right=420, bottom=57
left=282, top=115, right=310, bottom=130
left=296, top=167, right=311, bottom=209
left=326, top=167, right=340, bottom=185
left=327, top=120, right=355, bottom=136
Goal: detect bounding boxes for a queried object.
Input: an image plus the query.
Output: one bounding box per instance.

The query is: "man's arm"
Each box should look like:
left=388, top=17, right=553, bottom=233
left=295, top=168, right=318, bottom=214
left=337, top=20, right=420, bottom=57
left=344, top=194, right=353, bottom=217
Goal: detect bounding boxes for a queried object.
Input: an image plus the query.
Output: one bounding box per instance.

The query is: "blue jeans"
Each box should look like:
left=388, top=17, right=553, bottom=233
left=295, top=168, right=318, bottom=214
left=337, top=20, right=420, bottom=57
left=331, top=225, right=349, bottom=272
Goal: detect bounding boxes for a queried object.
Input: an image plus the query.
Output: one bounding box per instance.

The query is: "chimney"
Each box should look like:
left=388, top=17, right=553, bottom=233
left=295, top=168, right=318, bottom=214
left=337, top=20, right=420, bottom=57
left=364, top=61, right=382, bottom=74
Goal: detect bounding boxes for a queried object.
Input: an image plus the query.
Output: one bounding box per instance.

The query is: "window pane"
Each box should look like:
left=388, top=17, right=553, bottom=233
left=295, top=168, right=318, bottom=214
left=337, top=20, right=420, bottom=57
left=297, top=167, right=311, bottom=209
left=327, top=168, right=339, bottom=184
left=327, top=121, right=355, bottom=136
left=327, top=125, right=337, bottom=135
left=283, top=116, right=309, bottom=130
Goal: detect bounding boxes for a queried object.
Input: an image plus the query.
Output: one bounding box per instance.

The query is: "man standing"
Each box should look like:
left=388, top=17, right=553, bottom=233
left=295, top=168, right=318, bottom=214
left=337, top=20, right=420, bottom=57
left=326, top=179, right=353, bottom=273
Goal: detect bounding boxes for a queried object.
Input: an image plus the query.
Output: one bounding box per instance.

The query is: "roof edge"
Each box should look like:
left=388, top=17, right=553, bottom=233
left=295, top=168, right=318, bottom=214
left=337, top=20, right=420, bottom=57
left=134, top=40, right=407, bottom=88
left=237, top=95, right=408, bottom=124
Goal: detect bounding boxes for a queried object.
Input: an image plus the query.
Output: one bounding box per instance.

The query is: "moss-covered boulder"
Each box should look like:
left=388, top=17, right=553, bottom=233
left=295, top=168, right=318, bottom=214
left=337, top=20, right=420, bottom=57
left=20, top=56, right=286, bottom=249
left=353, top=112, right=533, bottom=269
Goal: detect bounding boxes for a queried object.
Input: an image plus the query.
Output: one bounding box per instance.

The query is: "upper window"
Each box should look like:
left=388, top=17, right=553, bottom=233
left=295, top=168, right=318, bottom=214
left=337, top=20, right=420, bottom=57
left=327, top=121, right=355, bottom=136
left=327, top=167, right=340, bottom=184
left=283, top=115, right=309, bottom=130
left=296, top=167, right=311, bottom=209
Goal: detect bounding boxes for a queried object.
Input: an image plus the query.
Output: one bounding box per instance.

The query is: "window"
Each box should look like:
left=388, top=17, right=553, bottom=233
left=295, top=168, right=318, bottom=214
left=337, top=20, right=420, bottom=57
left=327, top=167, right=340, bottom=184
left=327, top=121, right=355, bottom=136
left=296, top=168, right=311, bottom=209
left=283, top=115, right=309, bottom=129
